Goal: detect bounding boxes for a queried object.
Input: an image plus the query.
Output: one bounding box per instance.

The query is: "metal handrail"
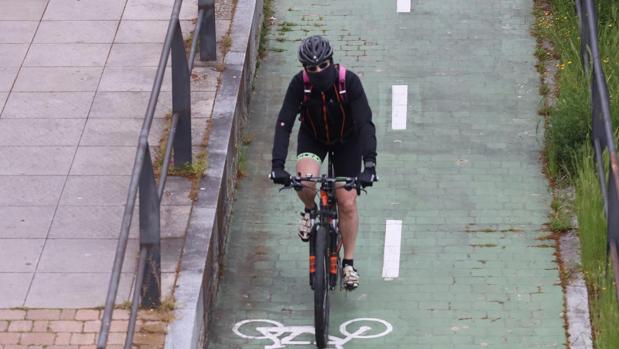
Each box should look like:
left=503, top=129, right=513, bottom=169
left=575, top=0, right=619, bottom=302
left=96, top=0, right=216, bottom=348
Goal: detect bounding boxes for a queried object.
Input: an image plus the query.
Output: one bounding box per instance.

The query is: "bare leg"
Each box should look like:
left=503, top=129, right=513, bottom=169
left=296, top=158, right=320, bottom=209
left=336, top=188, right=358, bottom=259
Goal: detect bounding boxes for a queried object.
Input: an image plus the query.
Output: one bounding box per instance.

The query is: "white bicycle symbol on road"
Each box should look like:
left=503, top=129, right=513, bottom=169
left=232, top=318, right=393, bottom=349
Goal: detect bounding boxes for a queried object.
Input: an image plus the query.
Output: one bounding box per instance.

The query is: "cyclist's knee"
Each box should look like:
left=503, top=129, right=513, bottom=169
left=301, top=183, right=317, bottom=196
left=338, top=196, right=357, bottom=215
left=296, top=157, right=320, bottom=177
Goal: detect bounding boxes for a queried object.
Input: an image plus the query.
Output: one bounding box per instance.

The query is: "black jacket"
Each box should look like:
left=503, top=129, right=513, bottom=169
left=271, top=68, right=377, bottom=169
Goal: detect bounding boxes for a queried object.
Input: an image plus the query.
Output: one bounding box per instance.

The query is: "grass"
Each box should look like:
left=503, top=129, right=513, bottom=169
left=533, top=1, right=619, bottom=348
left=277, top=21, right=296, bottom=33
left=222, top=35, right=232, bottom=49
left=237, top=133, right=255, bottom=179
left=573, top=142, right=619, bottom=349
left=154, top=113, right=209, bottom=201
left=154, top=296, right=177, bottom=322
left=257, top=0, right=274, bottom=60
left=549, top=197, right=572, bottom=232
left=184, top=30, right=194, bottom=54
left=534, top=0, right=619, bottom=179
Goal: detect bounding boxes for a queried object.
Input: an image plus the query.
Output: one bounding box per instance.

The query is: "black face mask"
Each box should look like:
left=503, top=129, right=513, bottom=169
left=308, top=64, right=337, bottom=91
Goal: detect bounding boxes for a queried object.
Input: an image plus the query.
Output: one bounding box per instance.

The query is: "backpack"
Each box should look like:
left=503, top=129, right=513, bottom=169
left=299, top=64, right=349, bottom=143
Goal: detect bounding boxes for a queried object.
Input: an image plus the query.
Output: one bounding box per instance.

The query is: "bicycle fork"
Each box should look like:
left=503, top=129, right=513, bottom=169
left=328, top=223, right=339, bottom=290
left=309, top=219, right=317, bottom=290
left=309, top=223, right=340, bottom=291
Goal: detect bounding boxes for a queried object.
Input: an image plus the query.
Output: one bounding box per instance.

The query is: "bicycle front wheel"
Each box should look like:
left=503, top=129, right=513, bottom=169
left=313, top=225, right=330, bottom=348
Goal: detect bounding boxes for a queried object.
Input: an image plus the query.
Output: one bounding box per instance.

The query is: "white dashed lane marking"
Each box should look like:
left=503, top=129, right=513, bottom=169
left=397, top=0, right=411, bottom=13
left=382, top=219, right=402, bottom=279
left=391, top=85, right=407, bottom=130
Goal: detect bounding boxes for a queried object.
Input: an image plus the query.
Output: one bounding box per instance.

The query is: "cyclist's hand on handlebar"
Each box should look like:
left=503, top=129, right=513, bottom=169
left=357, top=162, right=377, bottom=188
left=270, top=167, right=291, bottom=186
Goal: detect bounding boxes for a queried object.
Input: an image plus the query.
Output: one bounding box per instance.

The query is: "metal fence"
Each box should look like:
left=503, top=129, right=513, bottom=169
left=96, top=0, right=216, bottom=348
left=575, top=0, right=619, bottom=302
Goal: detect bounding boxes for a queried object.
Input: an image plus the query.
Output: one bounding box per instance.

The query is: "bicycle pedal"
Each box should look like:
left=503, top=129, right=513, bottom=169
left=343, top=282, right=358, bottom=291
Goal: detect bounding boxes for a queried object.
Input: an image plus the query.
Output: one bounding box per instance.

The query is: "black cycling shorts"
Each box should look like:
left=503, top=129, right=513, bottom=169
left=296, top=129, right=362, bottom=178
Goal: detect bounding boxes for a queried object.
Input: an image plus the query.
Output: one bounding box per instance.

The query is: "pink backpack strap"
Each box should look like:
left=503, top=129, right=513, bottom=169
left=338, top=64, right=347, bottom=101
left=302, top=69, right=311, bottom=103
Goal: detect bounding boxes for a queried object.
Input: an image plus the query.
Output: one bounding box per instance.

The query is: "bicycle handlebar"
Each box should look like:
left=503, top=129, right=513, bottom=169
left=284, top=175, right=366, bottom=195
left=294, top=175, right=357, bottom=189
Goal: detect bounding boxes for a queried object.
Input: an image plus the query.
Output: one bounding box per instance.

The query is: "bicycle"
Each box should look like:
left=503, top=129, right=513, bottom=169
left=276, top=151, right=369, bottom=348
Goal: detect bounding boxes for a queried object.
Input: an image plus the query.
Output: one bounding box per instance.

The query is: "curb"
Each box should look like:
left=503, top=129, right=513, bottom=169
left=164, top=0, right=263, bottom=347
left=560, top=232, right=593, bottom=349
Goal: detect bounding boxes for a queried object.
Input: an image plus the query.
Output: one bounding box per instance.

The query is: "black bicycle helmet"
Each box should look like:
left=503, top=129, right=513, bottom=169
left=298, top=35, right=333, bottom=66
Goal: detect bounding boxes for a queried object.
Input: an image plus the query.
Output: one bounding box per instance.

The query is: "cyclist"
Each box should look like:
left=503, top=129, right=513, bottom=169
left=270, top=35, right=377, bottom=290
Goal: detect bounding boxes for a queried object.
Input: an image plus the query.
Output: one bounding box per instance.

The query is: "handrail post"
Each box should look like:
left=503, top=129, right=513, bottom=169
left=172, top=22, right=192, bottom=167
left=199, top=0, right=217, bottom=61
left=139, top=146, right=161, bottom=308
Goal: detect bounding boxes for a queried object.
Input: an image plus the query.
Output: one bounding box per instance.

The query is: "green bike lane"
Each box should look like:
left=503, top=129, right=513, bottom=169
left=207, top=1, right=565, bottom=348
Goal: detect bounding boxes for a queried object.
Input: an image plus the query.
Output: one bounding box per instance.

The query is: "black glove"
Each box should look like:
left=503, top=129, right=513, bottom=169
left=270, top=167, right=291, bottom=186
left=357, top=162, right=377, bottom=188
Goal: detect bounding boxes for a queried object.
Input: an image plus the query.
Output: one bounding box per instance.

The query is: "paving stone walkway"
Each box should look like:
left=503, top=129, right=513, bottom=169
left=0, top=308, right=168, bottom=348
left=207, top=1, right=567, bottom=348
left=0, top=0, right=232, bottom=347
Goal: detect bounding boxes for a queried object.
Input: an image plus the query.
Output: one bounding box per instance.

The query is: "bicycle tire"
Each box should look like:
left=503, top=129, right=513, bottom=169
left=313, top=225, right=330, bottom=348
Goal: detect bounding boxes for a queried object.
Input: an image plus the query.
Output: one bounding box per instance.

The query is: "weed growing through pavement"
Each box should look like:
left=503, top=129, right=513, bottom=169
left=257, top=0, right=274, bottom=61
left=548, top=197, right=571, bottom=233
left=221, top=34, right=232, bottom=55
left=237, top=133, right=255, bottom=179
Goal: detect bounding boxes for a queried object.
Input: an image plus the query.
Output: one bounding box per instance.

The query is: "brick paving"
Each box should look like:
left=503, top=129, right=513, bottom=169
left=0, top=308, right=168, bottom=348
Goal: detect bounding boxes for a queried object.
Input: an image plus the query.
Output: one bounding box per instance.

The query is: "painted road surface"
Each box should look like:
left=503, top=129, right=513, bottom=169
left=206, top=0, right=565, bottom=348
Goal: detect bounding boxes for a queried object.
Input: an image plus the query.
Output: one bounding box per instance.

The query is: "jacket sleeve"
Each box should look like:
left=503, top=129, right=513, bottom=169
left=348, top=72, right=377, bottom=164
left=271, top=73, right=304, bottom=169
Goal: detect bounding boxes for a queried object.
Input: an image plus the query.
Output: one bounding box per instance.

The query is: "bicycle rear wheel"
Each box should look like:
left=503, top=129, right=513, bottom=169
left=313, top=226, right=330, bottom=348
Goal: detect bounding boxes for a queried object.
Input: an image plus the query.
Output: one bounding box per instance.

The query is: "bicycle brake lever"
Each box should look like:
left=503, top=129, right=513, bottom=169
left=289, top=177, right=303, bottom=192
left=354, top=180, right=368, bottom=195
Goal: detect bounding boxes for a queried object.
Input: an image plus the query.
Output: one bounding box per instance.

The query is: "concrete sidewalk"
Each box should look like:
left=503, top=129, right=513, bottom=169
left=0, top=0, right=232, bottom=347
left=206, top=1, right=566, bottom=349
